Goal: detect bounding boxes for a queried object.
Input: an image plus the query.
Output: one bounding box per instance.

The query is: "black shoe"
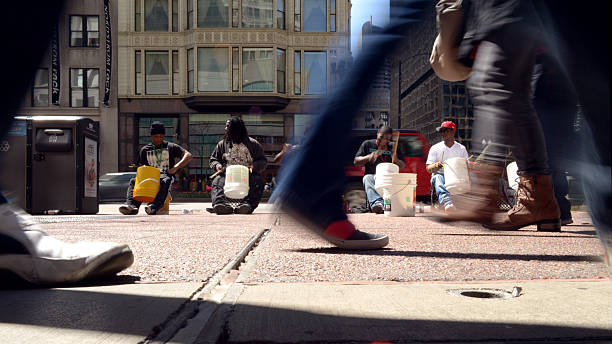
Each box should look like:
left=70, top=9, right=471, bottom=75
left=213, top=203, right=233, bottom=215
left=371, top=203, right=384, bottom=214
left=560, top=217, right=574, bottom=226
left=234, top=203, right=252, bottom=214
left=119, top=204, right=138, bottom=215
left=144, top=204, right=157, bottom=215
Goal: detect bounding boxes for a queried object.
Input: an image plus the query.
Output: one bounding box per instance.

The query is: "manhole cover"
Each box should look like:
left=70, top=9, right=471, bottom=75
left=448, top=288, right=516, bottom=299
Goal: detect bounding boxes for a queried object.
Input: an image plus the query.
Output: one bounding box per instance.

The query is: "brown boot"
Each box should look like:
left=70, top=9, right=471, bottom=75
left=485, top=175, right=561, bottom=231
left=434, top=162, right=505, bottom=224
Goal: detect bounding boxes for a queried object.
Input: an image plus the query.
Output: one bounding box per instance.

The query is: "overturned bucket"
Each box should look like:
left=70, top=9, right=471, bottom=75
left=133, top=166, right=160, bottom=203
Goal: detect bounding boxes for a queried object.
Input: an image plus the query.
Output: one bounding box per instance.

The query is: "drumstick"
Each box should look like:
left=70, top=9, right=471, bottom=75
left=441, top=151, right=445, bottom=164
left=209, top=169, right=222, bottom=180
left=392, top=132, right=400, bottom=157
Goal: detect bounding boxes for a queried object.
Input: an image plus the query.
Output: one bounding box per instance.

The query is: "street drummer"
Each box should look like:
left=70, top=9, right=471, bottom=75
left=119, top=121, right=192, bottom=215
left=426, top=121, right=469, bottom=212
left=209, top=116, right=267, bottom=215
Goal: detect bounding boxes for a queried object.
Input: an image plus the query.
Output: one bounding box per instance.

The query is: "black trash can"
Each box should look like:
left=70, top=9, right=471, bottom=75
left=0, top=116, right=99, bottom=214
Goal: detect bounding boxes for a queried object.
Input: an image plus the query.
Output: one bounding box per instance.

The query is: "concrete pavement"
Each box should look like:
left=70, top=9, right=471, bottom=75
left=1, top=203, right=610, bottom=343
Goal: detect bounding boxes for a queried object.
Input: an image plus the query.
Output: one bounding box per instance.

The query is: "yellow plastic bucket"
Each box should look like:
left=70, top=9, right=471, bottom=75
left=133, top=166, right=160, bottom=203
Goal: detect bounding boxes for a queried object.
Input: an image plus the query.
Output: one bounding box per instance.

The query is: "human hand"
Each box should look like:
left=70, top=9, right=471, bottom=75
left=369, top=150, right=380, bottom=162
left=216, top=165, right=226, bottom=173
left=435, top=162, right=444, bottom=170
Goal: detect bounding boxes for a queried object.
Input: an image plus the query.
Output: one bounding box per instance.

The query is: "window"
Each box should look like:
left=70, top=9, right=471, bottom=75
left=172, top=0, right=179, bottom=31
left=198, top=47, right=229, bottom=92
left=242, top=0, right=272, bottom=28
left=329, top=0, right=336, bottom=32
left=145, top=51, right=169, bottom=94
left=294, top=51, right=301, bottom=94
left=187, top=49, right=194, bottom=93
left=304, top=51, right=326, bottom=94
left=276, top=49, right=285, bottom=93
left=187, top=0, right=194, bottom=28
left=198, top=0, right=229, bottom=28
left=135, top=0, right=142, bottom=31
left=172, top=50, right=179, bottom=94
left=232, top=0, right=239, bottom=27
left=242, top=48, right=273, bottom=92
left=276, top=0, right=285, bottom=29
left=70, top=68, right=99, bottom=107
left=304, top=0, right=325, bottom=32
left=32, top=68, right=49, bottom=107
left=70, top=16, right=99, bottom=47
left=232, top=47, right=240, bottom=91
left=145, top=0, right=168, bottom=31
left=294, top=0, right=300, bottom=31
left=135, top=50, right=142, bottom=94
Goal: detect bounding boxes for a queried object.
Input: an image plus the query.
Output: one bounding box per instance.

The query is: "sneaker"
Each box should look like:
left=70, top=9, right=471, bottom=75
left=119, top=204, right=138, bottom=215
left=0, top=204, right=134, bottom=285
left=213, top=203, right=233, bottom=215
left=234, top=203, right=252, bottom=214
left=321, top=220, right=389, bottom=250
left=444, top=203, right=456, bottom=212
left=371, top=202, right=384, bottom=214
left=144, top=204, right=157, bottom=215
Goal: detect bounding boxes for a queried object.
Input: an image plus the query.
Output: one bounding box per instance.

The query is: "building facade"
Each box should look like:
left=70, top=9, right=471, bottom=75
left=17, top=0, right=119, bottom=174
left=117, top=0, right=352, bottom=184
left=389, top=4, right=474, bottom=150
left=354, top=20, right=390, bottom=129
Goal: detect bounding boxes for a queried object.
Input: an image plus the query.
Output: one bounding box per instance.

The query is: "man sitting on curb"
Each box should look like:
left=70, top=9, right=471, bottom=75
left=354, top=126, right=405, bottom=214
left=426, top=121, right=469, bottom=212
left=119, top=121, right=192, bottom=215
left=210, top=116, right=267, bottom=215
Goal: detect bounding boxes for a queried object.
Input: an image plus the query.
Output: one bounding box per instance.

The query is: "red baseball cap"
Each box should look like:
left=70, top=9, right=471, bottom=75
left=436, top=120, right=456, bottom=132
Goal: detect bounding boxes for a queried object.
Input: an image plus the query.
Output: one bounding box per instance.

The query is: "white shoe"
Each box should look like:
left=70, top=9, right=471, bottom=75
left=444, top=203, right=456, bottom=212
left=0, top=204, right=134, bottom=285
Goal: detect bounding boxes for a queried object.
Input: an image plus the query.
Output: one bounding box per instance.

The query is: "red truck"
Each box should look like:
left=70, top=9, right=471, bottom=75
left=344, top=129, right=431, bottom=208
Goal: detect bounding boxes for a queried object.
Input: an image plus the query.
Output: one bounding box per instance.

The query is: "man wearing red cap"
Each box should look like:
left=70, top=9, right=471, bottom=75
left=426, top=120, right=468, bottom=211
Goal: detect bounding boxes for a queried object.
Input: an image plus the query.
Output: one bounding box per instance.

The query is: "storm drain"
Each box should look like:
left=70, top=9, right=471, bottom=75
left=448, top=287, right=521, bottom=299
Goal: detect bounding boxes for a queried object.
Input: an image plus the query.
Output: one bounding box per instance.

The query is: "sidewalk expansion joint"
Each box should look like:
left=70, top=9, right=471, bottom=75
left=138, top=228, right=270, bottom=344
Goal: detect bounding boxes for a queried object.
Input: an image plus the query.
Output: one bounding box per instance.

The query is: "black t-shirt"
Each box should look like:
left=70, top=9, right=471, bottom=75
left=137, top=141, right=186, bottom=176
left=355, top=139, right=404, bottom=175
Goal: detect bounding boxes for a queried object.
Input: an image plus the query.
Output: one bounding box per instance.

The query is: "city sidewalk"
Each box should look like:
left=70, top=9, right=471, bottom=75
left=1, top=204, right=610, bottom=343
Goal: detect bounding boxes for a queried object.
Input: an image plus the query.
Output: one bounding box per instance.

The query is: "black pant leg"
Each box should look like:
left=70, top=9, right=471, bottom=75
left=151, top=174, right=172, bottom=209
left=126, top=178, right=142, bottom=207
left=211, top=174, right=229, bottom=205
left=244, top=173, right=264, bottom=210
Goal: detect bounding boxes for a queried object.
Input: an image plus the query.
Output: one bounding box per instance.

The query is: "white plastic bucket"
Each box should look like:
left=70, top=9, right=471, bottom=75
left=382, top=173, right=416, bottom=217
left=224, top=165, right=249, bottom=199
left=506, top=161, right=519, bottom=191
left=374, top=162, right=399, bottom=195
left=444, top=157, right=471, bottom=194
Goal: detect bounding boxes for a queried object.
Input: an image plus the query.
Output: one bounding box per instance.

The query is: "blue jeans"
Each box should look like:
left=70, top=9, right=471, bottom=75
left=362, top=174, right=382, bottom=207
left=430, top=174, right=451, bottom=207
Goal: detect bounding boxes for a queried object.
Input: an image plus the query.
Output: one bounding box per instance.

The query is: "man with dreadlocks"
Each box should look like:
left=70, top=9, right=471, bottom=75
left=209, top=116, right=267, bottom=215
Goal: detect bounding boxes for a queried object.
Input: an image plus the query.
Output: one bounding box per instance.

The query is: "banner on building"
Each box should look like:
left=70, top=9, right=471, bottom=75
left=50, top=25, right=60, bottom=105
left=103, top=0, right=112, bottom=106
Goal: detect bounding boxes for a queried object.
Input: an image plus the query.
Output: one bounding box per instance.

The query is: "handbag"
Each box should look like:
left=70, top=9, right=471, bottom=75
left=429, top=0, right=472, bottom=81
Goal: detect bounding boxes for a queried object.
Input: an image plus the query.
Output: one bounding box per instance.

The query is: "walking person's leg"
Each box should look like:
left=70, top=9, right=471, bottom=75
left=0, top=1, right=133, bottom=285
left=468, top=24, right=560, bottom=231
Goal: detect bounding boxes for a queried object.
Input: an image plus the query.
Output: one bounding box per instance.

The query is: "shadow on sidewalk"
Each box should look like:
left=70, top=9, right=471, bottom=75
left=0, top=271, right=141, bottom=290
left=432, top=232, right=597, bottom=238
left=0, top=288, right=611, bottom=343
left=290, top=248, right=603, bottom=262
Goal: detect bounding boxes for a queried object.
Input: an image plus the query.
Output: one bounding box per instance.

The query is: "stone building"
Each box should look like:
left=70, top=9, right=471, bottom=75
left=354, top=19, right=390, bottom=129
left=17, top=0, right=119, bottom=174
left=117, top=0, right=352, bottom=183
left=389, top=3, right=474, bottom=150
